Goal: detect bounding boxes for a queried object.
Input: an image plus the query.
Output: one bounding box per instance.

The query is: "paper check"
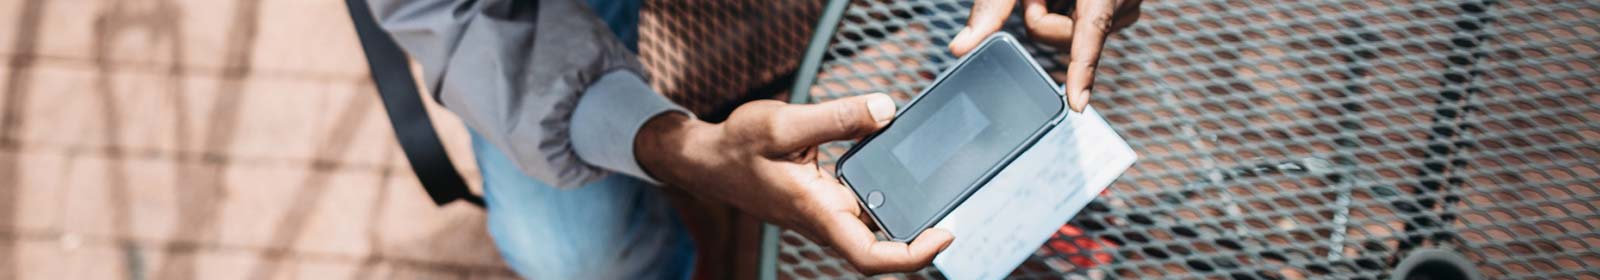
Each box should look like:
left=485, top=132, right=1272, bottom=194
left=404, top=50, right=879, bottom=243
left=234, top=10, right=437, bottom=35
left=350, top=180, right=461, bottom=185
left=931, top=106, right=1137, bottom=279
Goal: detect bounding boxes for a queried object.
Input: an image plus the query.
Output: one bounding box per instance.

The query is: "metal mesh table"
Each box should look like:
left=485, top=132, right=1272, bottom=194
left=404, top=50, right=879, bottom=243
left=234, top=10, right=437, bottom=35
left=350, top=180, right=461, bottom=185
left=760, top=0, right=1600, bottom=279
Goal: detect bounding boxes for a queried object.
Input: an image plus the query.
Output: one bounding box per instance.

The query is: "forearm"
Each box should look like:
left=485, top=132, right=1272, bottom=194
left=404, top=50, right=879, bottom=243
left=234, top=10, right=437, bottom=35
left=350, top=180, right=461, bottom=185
left=633, top=112, right=720, bottom=188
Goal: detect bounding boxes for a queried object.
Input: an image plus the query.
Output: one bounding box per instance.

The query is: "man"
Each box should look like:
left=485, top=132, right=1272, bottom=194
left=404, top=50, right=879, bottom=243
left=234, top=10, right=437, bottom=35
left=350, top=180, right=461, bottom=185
left=363, top=0, right=1139, bottom=278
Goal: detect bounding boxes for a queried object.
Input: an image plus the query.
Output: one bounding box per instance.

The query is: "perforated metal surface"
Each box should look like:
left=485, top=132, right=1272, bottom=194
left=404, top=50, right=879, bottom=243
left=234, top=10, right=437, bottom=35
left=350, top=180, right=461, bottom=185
left=640, top=0, right=823, bottom=121
left=776, top=0, right=1600, bottom=279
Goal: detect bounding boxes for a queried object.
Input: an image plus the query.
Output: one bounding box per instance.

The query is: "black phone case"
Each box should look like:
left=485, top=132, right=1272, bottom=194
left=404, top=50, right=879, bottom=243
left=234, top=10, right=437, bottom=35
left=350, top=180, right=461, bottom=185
left=834, top=32, right=1069, bottom=242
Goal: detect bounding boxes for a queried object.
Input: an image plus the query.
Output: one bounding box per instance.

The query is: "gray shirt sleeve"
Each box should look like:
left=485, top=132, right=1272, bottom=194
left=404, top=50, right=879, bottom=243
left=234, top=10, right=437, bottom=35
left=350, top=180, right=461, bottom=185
left=366, top=0, right=688, bottom=188
left=570, top=71, right=690, bottom=185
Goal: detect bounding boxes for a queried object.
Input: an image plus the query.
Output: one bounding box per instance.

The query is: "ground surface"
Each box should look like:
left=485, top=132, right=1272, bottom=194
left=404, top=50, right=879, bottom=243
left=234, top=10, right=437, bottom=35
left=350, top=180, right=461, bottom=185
left=0, top=0, right=517, bottom=278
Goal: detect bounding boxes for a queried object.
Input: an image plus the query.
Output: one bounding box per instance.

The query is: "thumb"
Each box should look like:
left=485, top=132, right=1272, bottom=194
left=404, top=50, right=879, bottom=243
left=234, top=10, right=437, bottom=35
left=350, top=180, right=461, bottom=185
left=950, top=0, right=1018, bottom=57
left=768, top=94, right=897, bottom=152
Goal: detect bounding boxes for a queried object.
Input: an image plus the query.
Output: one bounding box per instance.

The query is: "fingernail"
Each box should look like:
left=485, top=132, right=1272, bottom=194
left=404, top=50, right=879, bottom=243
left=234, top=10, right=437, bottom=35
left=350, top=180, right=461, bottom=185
left=867, top=94, right=896, bottom=122
left=1070, top=89, right=1090, bottom=112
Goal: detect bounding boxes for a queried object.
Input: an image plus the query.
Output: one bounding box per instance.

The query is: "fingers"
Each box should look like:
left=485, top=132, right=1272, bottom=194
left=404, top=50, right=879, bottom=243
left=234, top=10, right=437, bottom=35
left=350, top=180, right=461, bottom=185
left=1112, top=0, right=1143, bottom=31
left=858, top=208, right=880, bottom=231
left=1022, top=0, right=1076, bottom=46
left=819, top=211, right=955, bottom=274
left=950, top=0, right=1017, bottom=57
left=1064, top=0, right=1120, bottom=112
left=767, top=94, right=897, bottom=152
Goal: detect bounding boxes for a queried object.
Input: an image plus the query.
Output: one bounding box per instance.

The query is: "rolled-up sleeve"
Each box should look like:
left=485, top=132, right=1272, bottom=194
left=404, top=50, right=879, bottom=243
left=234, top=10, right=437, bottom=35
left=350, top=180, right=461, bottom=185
left=569, top=71, right=688, bottom=185
left=365, top=0, right=687, bottom=188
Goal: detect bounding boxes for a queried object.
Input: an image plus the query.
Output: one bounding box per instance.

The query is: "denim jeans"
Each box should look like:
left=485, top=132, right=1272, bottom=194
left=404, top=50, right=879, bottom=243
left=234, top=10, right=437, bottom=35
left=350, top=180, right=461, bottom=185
left=475, top=1, right=694, bottom=278
left=475, top=130, right=696, bottom=279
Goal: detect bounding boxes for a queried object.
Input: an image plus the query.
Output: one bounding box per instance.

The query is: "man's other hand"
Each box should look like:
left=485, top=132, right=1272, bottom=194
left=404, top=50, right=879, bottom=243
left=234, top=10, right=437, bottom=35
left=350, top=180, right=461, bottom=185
left=636, top=93, right=954, bottom=274
left=949, top=0, right=1142, bottom=112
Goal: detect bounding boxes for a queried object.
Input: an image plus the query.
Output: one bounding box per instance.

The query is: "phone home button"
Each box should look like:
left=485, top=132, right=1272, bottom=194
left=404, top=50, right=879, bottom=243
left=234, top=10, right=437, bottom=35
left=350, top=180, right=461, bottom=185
left=866, top=191, right=886, bottom=209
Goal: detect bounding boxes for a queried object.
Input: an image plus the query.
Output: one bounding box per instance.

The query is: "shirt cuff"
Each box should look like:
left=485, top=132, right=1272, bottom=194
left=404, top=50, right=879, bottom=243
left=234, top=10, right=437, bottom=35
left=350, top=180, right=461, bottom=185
left=570, top=70, right=691, bottom=186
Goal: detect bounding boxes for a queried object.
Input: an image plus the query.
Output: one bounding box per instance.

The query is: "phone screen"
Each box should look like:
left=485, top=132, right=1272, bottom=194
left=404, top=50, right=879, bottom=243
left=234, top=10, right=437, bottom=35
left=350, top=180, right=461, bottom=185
left=837, top=35, right=1065, bottom=241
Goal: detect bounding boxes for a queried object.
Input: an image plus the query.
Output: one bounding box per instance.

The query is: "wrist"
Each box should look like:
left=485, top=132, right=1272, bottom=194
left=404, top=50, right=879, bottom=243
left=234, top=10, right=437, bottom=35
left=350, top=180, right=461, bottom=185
left=635, top=112, right=717, bottom=187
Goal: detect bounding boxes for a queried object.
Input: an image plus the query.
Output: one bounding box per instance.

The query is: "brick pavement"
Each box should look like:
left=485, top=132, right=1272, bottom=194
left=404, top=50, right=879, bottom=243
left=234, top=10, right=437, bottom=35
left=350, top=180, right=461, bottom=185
left=1, top=0, right=513, bottom=278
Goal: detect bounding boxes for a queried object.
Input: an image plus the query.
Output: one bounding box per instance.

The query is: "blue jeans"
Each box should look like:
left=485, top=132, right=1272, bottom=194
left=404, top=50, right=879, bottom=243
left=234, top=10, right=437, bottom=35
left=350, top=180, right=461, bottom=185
left=475, top=131, right=696, bottom=279
left=478, top=0, right=695, bottom=278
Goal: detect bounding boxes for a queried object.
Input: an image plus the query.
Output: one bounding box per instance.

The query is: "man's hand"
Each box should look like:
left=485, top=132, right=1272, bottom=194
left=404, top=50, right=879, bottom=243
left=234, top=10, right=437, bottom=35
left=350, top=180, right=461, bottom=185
left=636, top=94, right=954, bottom=274
left=949, top=0, right=1142, bottom=112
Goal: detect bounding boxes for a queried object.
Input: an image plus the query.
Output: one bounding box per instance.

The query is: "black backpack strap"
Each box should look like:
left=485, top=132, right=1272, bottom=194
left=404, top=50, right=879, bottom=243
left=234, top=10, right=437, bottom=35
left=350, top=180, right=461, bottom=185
left=345, top=0, right=485, bottom=208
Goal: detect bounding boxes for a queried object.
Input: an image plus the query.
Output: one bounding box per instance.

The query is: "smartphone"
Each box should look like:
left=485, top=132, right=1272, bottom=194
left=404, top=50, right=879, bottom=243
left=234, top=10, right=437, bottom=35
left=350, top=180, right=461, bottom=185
left=835, top=33, right=1067, bottom=242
